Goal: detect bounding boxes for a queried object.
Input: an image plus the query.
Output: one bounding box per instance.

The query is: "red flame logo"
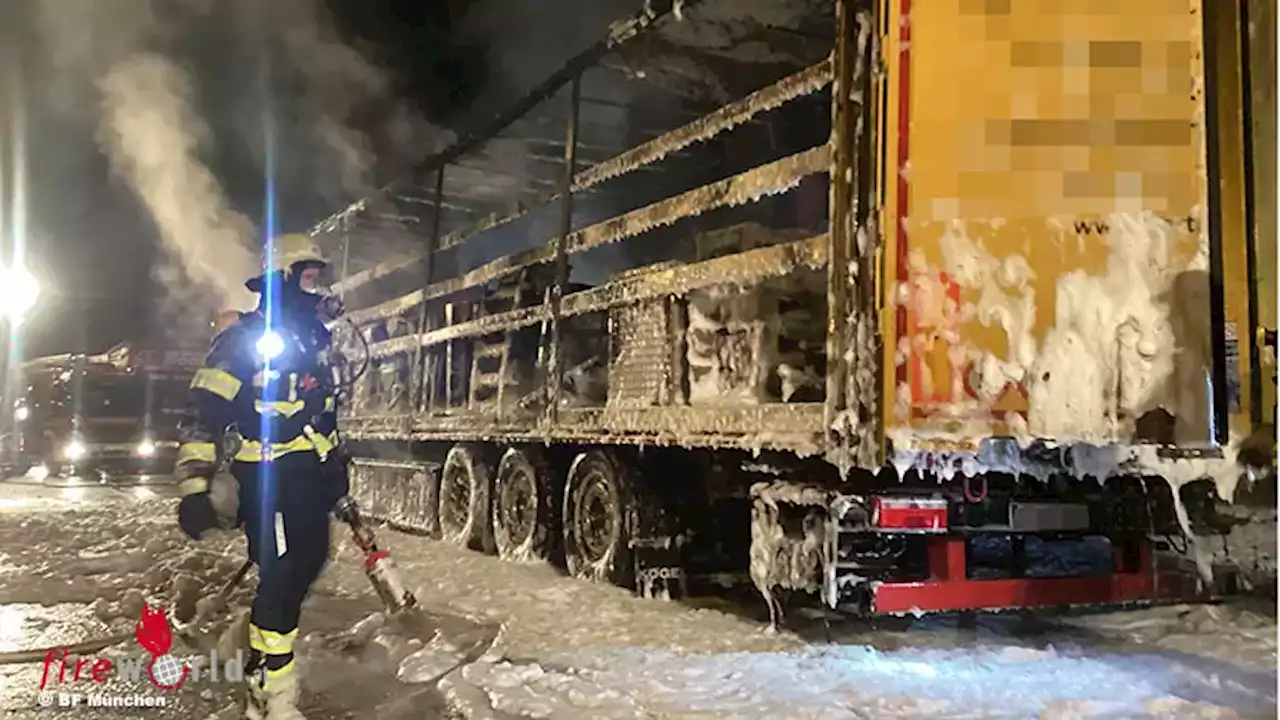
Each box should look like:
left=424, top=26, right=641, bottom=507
left=134, top=603, right=190, bottom=691
left=133, top=604, right=171, bottom=656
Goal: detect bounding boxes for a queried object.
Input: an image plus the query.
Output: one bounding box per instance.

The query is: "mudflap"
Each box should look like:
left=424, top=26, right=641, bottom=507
left=630, top=491, right=688, bottom=601
left=633, top=538, right=688, bottom=600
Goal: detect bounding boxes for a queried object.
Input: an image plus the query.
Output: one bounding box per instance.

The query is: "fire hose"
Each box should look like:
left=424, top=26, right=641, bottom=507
left=0, top=495, right=416, bottom=666
left=0, top=558, right=252, bottom=666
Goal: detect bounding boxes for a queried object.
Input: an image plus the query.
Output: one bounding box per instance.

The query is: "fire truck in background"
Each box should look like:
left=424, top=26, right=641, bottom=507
left=0, top=343, right=203, bottom=481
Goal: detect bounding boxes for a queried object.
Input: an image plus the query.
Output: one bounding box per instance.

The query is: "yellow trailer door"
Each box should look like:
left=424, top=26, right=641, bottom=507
left=881, top=0, right=1230, bottom=452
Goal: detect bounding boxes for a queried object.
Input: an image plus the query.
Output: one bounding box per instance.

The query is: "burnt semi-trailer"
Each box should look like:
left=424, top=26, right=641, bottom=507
left=310, top=0, right=1272, bottom=622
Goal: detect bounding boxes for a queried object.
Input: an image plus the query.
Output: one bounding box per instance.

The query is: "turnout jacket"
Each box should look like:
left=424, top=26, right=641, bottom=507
left=175, top=310, right=340, bottom=496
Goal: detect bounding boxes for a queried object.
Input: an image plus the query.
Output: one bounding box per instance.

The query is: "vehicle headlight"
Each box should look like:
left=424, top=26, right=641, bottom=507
left=256, top=330, right=285, bottom=360
left=64, top=440, right=87, bottom=461
left=136, top=439, right=156, bottom=458
left=14, top=406, right=28, bottom=422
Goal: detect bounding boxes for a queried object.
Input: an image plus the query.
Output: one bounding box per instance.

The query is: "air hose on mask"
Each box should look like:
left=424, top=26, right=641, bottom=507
left=331, top=316, right=372, bottom=399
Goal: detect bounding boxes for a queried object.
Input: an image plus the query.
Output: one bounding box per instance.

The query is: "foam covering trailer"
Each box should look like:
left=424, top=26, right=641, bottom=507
left=311, top=0, right=1273, bottom=620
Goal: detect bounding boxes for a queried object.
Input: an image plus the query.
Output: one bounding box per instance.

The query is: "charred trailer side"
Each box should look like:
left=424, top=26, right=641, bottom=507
left=315, top=0, right=1269, bottom=620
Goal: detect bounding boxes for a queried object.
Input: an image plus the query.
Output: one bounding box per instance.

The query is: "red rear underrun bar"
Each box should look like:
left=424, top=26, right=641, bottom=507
left=869, top=536, right=1201, bottom=614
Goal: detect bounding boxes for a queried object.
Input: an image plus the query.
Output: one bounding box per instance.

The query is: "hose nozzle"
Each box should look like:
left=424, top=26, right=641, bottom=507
left=333, top=496, right=417, bottom=612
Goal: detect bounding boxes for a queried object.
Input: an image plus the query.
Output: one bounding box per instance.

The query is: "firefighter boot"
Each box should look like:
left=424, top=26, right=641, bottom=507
left=243, top=654, right=306, bottom=720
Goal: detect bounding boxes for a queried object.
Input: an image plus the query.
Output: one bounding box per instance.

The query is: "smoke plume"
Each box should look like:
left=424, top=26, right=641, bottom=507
left=97, top=52, right=258, bottom=315
left=28, top=0, right=453, bottom=331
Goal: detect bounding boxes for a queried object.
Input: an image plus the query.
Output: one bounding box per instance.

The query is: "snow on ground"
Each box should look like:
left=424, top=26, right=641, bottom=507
left=0, top=481, right=1275, bottom=719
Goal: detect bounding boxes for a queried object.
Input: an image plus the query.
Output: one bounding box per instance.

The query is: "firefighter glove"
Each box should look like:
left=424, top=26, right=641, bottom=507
left=177, top=492, right=221, bottom=541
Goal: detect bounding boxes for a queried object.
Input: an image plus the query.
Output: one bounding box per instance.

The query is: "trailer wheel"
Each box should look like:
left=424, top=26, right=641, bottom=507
left=562, top=449, right=634, bottom=587
left=439, top=444, right=496, bottom=553
left=492, top=447, right=557, bottom=562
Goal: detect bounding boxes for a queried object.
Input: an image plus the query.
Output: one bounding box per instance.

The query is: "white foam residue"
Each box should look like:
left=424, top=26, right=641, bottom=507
left=446, top=642, right=1272, bottom=719
left=749, top=482, right=837, bottom=625
left=890, top=211, right=1264, bottom=582
left=398, top=635, right=468, bottom=684
left=912, top=212, right=1210, bottom=444
left=1028, top=212, right=1191, bottom=441
left=1130, top=441, right=1247, bottom=583
left=1, top=489, right=1273, bottom=718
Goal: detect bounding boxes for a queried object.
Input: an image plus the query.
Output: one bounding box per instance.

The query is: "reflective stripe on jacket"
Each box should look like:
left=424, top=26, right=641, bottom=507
left=175, top=311, right=339, bottom=495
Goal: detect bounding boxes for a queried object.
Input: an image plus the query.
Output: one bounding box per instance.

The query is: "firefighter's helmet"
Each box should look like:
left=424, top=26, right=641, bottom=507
left=263, top=233, right=330, bottom=278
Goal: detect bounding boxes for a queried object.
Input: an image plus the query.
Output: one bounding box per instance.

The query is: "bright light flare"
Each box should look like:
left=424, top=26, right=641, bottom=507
left=136, top=439, right=156, bottom=458
left=13, top=406, right=28, bottom=422
left=256, top=330, right=284, bottom=360
left=63, top=439, right=86, bottom=461
left=0, top=263, right=39, bottom=324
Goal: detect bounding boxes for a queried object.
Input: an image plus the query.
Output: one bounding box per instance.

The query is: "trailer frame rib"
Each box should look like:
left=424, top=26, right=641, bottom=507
left=327, top=58, right=834, bottom=296
left=343, top=145, right=831, bottom=328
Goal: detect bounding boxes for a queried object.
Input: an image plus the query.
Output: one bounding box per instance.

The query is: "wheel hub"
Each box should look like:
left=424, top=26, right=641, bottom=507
left=499, top=467, right=536, bottom=544
left=576, top=473, right=617, bottom=563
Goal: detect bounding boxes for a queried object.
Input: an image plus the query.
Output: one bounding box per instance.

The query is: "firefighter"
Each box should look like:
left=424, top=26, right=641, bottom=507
left=174, top=233, right=348, bottom=719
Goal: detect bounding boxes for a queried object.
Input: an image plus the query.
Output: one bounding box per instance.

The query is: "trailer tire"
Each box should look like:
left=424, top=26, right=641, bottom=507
left=562, top=449, right=634, bottom=587
left=439, top=444, right=496, bottom=553
left=493, top=447, right=557, bottom=562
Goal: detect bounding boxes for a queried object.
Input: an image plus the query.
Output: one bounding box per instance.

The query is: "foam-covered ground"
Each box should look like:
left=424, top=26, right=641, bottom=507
left=0, top=481, right=1274, bottom=719
left=445, top=641, right=1275, bottom=719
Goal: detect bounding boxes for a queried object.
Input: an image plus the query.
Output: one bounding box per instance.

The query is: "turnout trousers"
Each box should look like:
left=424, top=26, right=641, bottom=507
left=232, top=453, right=332, bottom=685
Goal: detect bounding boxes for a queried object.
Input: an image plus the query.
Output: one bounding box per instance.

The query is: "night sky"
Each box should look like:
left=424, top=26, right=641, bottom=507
left=0, top=0, right=635, bottom=357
